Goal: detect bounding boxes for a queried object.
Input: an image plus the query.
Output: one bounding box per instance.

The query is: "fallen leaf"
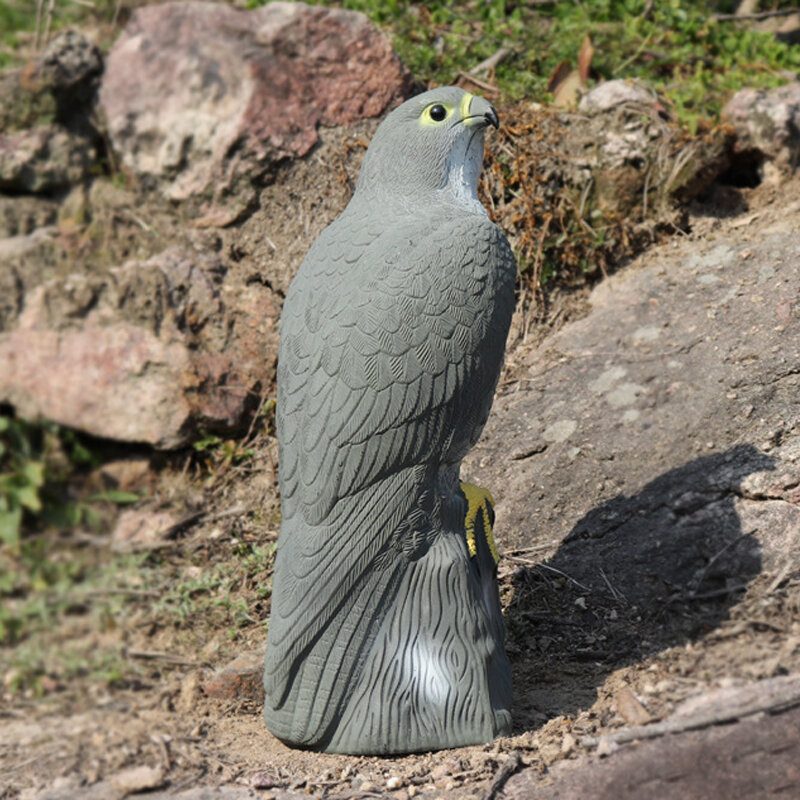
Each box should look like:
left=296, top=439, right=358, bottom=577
left=578, top=35, right=594, bottom=82
left=110, top=765, right=165, bottom=795
left=552, top=70, right=585, bottom=109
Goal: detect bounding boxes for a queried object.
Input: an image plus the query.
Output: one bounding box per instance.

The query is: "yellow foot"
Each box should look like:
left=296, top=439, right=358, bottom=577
left=460, top=482, right=501, bottom=565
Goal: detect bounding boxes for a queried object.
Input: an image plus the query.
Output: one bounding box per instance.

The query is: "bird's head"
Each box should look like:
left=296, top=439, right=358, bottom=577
left=354, top=86, right=499, bottom=210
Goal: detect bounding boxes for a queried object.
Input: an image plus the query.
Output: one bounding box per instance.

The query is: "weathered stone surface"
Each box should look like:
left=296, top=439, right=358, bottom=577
left=569, top=81, right=729, bottom=215
left=506, top=704, right=800, bottom=799
left=577, top=79, right=660, bottom=115
left=462, top=199, right=800, bottom=798
left=0, top=30, right=102, bottom=133
left=100, top=0, right=411, bottom=199
left=463, top=199, right=800, bottom=745
left=724, top=82, right=800, bottom=177
left=466, top=203, right=800, bottom=579
left=0, top=247, right=278, bottom=448
left=203, top=650, right=264, bottom=703
left=0, top=125, right=95, bottom=193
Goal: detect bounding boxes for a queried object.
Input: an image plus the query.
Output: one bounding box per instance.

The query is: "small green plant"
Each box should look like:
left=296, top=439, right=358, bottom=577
left=0, top=414, right=108, bottom=548
left=193, top=434, right=255, bottom=467
left=152, top=540, right=275, bottom=635
left=0, top=416, right=46, bottom=551
left=0, top=413, right=148, bottom=646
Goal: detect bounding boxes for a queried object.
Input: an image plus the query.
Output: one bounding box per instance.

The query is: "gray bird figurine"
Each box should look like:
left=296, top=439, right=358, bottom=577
left=263, top=86, right=516, bottom=755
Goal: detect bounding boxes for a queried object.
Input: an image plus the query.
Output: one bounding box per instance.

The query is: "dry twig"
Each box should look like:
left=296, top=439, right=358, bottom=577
left=457, top=72, right=499, bottom=94
left=483, top=751, right=523, bottom=800
left=470, top=47, right=511, bottom=76
left=125, top=649, right=206, bottom=667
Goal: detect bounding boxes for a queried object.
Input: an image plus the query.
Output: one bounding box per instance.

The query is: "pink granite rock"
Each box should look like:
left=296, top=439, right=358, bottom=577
left=0, top=125, right=95, bottom=193
left=723, top=82, right=800, bottom=176
left=0, top=248, right=278, bottom=448
left=99, top=1, right=411, bottom=199
left=203, top=650, right=265, bottom=703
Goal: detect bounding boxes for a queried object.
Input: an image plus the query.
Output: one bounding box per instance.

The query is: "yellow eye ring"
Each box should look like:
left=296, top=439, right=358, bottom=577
left=420, top=102, right=453, bottom=126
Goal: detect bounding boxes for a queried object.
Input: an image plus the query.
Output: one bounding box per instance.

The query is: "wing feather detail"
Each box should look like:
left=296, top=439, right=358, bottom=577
left=264, top=210, right=516, bottom=748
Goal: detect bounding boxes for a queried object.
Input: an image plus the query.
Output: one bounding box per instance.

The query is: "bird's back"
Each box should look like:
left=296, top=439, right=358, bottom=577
left=264, top=198, right=515, bottom=753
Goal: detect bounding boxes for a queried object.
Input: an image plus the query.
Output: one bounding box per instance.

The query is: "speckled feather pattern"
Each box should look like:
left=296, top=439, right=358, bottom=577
left=263, top=88, right=516, bottom=754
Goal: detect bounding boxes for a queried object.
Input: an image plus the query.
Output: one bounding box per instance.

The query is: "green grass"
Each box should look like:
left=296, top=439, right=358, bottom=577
left=4, top=640, right=133, bottom=695
left=0, top=414, right=148, bottom=654
left=152, top=541, right=275, bottom=634
left=0, top=0, right=118, bottom=67
left=318, top=0, right=800, bottom=129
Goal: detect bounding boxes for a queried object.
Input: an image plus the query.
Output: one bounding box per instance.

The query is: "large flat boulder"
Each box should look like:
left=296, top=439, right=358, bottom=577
left=463, top=192, right=800, bottom=794
left=468, top=202, right=800, bottom=578
left=509, top=698, right=800, bottom=799
left=99, top=0, right=411, bottom=199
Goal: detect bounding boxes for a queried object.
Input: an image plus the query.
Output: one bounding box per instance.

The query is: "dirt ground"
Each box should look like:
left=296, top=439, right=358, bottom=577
left=2, top=171, right=800, bottom=800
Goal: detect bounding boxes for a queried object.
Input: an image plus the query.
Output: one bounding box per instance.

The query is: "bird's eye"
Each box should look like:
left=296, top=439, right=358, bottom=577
left=429, top=104, right=447, bottom=122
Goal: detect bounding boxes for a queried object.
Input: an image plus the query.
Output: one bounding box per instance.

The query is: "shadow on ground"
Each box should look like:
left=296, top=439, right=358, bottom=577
left=505, top=444, right=774, bottom=731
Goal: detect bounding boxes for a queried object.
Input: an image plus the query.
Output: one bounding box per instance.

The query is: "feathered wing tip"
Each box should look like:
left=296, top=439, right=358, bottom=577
left=264, top=474, right=512, bottom=755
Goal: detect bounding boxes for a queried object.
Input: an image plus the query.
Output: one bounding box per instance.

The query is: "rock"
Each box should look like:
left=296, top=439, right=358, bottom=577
left=0, top=31, right=102, bottom=194
left=505, top=705, right=800, bottom=799
left=0, top=227, right=55, bottom=330
left=100, top=0, right=411, bottom=200
left=613, top=687, right=652, bottom=726
left=465, top=206, right=800, bottom=596
left=577, top=79, right=660, bottom=115
left=0, top=246, right=278, bottom=448
left=0, top=125, right=95, bottom=193
left=0, top=195, right=57, bottom=238
left=109, top=765, right=165, bottom=795
left=572, top=82, right=728, bottom=214
left=202, top=650, right=264, bottom=703
left=723, top=82, right=800, bottom=177
left=99, top=458, right=153, bottom=493
left=33, top=31, right=103, bottom=103
left=672, top=674, right=800, bottom=721
left=0, top=31, right=102, bottom=133
left=485, top=94, right=730, bottom=280
left=176, top=670, right=203, bottom=714
left=111, top=509, right=179, bottom=553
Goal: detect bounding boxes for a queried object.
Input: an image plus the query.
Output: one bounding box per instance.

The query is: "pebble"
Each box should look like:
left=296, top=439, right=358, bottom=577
left=596, top=737, right=620, bottom=757
left=109, top=765, right=164, bottom=794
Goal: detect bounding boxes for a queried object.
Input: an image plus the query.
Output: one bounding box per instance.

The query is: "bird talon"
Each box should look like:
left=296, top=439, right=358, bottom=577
left=460, top=481, right=500, bottom=565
